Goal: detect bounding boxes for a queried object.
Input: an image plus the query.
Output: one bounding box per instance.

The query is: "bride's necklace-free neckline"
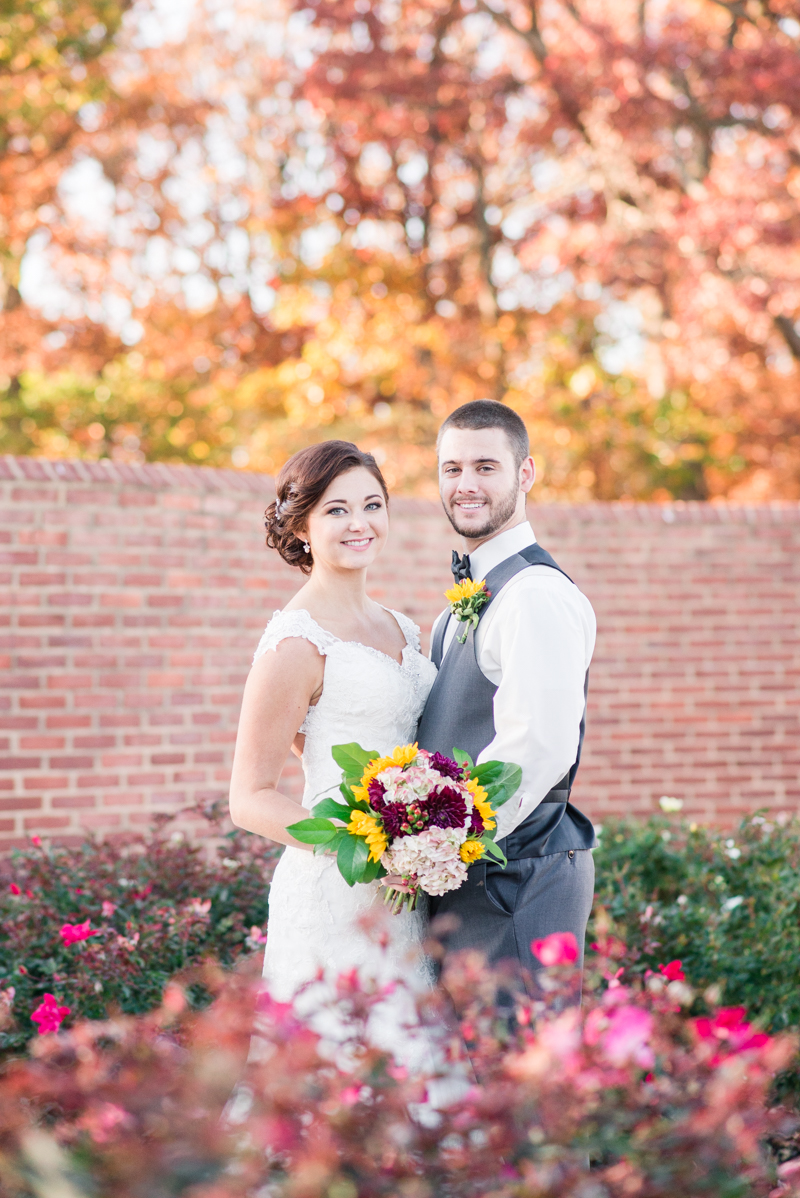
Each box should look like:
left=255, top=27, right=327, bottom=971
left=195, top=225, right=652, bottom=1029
left=287, top=607, right=411, bottom=669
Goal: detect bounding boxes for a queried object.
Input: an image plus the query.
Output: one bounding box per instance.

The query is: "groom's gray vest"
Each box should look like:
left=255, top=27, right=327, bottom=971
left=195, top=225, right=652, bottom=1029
left=417, top=543, right=596, bottom=859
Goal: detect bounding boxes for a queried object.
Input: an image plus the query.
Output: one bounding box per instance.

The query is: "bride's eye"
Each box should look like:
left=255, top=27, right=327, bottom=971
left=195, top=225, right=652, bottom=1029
left=327, top=506, right=347, bottom=515
left=365, top=501, right=383, bottom=511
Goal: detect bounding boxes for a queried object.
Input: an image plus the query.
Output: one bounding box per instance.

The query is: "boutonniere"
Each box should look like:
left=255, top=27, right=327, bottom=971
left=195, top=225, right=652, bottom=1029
left=444, top=578, right=492, bottom=643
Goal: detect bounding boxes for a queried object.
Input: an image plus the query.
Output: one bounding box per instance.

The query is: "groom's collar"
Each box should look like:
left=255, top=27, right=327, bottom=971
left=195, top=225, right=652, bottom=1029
left=467, top=520, right=536, bottom=582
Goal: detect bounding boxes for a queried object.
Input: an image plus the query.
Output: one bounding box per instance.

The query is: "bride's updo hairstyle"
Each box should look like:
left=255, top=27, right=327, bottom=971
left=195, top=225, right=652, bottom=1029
left=264, top=440, right=389, bottom=574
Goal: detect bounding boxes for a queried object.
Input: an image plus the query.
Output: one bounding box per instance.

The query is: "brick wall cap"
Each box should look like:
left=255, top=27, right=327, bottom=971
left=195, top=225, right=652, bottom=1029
left=4, top=456, right=800, bottom=523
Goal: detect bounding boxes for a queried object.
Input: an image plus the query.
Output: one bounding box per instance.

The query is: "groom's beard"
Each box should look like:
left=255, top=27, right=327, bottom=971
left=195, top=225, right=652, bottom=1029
left=442, top=481, right=519, bottom=541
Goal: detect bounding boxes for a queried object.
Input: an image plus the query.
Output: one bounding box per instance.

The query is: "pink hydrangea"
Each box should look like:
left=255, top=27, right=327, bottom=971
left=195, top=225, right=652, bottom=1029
left=60, top=920, right=101, bottom=947
left=31, top=993, right=71, bottom=1035
left=382, top=825, right=468, bottom=896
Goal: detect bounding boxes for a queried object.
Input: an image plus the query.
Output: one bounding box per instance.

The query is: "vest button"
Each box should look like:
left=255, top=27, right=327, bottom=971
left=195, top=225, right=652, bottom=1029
left=568, top=850, right=574, bottom=859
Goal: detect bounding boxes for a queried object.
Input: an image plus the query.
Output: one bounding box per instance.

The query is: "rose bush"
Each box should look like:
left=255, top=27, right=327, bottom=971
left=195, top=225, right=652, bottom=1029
left=592, top=812, right=800, bottom=1102
left=0, top=805, right=278, bottom=1053
left=0, top=939, right=797, bottom=1198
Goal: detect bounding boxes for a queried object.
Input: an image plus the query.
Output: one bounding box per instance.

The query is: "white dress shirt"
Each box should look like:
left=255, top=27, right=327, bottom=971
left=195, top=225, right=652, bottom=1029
left=431, top=521, right=596, bottom=840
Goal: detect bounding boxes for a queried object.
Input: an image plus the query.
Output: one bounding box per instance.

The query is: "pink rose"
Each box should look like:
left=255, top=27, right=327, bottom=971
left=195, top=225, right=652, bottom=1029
left=531, top=931, right=579, bottom=966
left=602, top=1004, right=654, bottom=1067
left=60, top=920, right=101, bottom=947
left=31, top=993, right=70, bottom=1035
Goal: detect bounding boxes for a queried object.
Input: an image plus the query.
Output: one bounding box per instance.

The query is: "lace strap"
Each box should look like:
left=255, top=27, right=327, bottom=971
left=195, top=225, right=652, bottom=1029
left=386, top=607, right=421, bottom=653
left=253, top=609, right=337, bottom=663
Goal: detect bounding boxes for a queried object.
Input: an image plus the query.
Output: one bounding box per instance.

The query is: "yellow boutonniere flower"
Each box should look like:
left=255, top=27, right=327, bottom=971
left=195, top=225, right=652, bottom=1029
left=444, top=578, right=491, bottom=643
left=347, top=809, right=388, bottom=863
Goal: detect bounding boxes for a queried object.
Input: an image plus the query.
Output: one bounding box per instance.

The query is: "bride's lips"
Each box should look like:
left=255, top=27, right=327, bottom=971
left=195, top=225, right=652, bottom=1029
left=341, top=536, right=374, bottom=551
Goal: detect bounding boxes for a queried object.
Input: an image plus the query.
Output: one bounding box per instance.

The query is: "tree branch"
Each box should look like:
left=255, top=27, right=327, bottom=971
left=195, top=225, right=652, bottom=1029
left=775, top=315, right=800, bottom=361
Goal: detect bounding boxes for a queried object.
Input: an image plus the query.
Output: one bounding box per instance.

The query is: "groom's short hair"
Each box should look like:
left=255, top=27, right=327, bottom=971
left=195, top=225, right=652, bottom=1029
left=437, top=400, right=530, bottom=470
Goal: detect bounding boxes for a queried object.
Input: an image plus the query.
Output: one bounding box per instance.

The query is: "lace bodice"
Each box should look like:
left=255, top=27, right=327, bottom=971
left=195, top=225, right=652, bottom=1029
left=253, top=607, right=437, bottom=810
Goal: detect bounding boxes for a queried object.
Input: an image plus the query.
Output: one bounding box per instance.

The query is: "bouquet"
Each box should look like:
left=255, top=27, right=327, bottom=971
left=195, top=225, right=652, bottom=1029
left=287, top=743, right=521, bottom=911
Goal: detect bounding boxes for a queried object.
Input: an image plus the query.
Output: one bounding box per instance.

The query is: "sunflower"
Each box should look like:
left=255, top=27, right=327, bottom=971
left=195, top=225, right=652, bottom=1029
left=358, top=742, right=419, bottom=790
left=460, top=840, right=485, bottom=864
left=444, top=578, right=488, bottom=604
left=465, top=777, right=496, bottom=830
left=347, top=810, right=388, bottom=862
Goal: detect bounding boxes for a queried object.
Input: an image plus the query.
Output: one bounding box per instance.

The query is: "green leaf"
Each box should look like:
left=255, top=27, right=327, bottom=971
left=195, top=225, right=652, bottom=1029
left=286, top=817, right=338, bottom=845
left=360, top=856, right=386, bottom=884
left=314, top=829, right=349, bottom=855
left=311, top=798, right=353, bottom=822
left=473, top=761, right=522, bottom=809
left=340, top=783, right=369, bottom=810
left=452, top=748, right=474, bottom=769
left=336, top=834, right=371, bottom=887
left=480, top=836, right=507, bottom=866
left=331, top=743, right=378, bottom=781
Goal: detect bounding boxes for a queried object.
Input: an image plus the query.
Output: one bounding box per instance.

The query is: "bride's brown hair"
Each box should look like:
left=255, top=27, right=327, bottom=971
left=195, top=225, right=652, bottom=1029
left=264, top=441, right=389, bottom=574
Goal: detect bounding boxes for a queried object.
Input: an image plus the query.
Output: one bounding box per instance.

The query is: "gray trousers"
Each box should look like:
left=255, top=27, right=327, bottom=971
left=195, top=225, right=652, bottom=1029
left=430, top=849, right=595, bottom=994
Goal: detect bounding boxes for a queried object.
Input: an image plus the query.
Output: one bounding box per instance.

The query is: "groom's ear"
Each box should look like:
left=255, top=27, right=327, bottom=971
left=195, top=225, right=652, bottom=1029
left=520, top=456, right=535, bottom=493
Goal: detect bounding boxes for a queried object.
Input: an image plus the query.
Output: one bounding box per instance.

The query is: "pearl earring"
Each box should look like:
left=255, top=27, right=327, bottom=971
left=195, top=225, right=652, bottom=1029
left=303, top=541, right=310, bottom=554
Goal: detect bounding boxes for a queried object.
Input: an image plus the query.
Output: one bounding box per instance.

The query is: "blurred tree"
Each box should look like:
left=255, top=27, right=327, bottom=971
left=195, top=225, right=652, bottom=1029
left=1, top=0, right=799, bottom=500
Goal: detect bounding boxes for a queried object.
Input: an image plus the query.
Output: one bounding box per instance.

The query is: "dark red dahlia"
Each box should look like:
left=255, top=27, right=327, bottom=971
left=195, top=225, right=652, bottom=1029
left=469, top=808, right=485, bottom=836
left=367, top=778, right=386, bottom=808
left=428, top=752, right=464, bottom=781
left=378, top=802, right=408, bottom=839
left=425, top=785, right=468, bottom=829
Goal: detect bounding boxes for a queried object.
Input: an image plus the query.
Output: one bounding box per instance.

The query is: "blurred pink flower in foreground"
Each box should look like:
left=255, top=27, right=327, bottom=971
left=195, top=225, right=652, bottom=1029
left=601, top=1005, right=655, bottom=1068
left=31, top=993, right=70, bottom=1034
left=532, top=931, right=579, bottom=966
left=60, top=920, right=101, bottom=947
left=79, top=1102, right=132, bottom=1144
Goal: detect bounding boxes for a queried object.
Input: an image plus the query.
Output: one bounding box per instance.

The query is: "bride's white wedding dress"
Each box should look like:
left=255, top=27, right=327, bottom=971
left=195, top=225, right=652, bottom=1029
left=253, top=606, right=438, bottom=1066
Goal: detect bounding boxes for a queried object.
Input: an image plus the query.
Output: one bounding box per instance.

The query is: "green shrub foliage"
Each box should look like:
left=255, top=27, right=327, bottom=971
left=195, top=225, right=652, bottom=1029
left=591, top=813, right=800, bottom=1036
left=0, top=808, right=278, bottom=1053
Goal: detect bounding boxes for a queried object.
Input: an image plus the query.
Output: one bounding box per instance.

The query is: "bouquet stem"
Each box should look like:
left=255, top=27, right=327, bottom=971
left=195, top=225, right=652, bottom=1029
left=383, top=886, right=418, bottom=914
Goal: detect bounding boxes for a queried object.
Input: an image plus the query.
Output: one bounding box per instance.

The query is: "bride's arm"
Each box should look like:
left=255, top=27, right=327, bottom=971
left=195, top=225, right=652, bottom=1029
left=229, top=637, right=324, bottom=847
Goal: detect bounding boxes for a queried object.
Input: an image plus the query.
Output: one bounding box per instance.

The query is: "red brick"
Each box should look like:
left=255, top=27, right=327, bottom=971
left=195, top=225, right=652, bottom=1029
left=2, top=462, right=798, bottom=841
left=52, top=795, right=97, bottom=809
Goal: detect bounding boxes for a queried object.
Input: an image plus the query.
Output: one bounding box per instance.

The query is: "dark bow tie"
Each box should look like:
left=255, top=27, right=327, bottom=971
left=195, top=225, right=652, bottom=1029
left=451, top=551, right=472, bottom=583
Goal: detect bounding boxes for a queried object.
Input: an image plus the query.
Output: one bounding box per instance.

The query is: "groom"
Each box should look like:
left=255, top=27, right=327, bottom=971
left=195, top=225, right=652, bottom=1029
left=417, top=399, right=597, bottom=993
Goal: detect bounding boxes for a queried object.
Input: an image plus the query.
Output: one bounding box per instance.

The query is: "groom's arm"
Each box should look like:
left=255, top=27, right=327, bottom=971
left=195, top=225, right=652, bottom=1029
left=476, top=570, right=596, bottom=841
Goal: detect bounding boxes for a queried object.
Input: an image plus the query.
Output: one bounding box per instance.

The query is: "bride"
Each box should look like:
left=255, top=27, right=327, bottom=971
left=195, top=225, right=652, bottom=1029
left=229, top=440, right=438, bottom=1065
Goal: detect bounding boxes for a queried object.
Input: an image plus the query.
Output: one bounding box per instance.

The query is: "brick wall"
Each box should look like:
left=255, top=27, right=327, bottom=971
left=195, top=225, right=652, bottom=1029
left=1, top=455, right=798, bottom=848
